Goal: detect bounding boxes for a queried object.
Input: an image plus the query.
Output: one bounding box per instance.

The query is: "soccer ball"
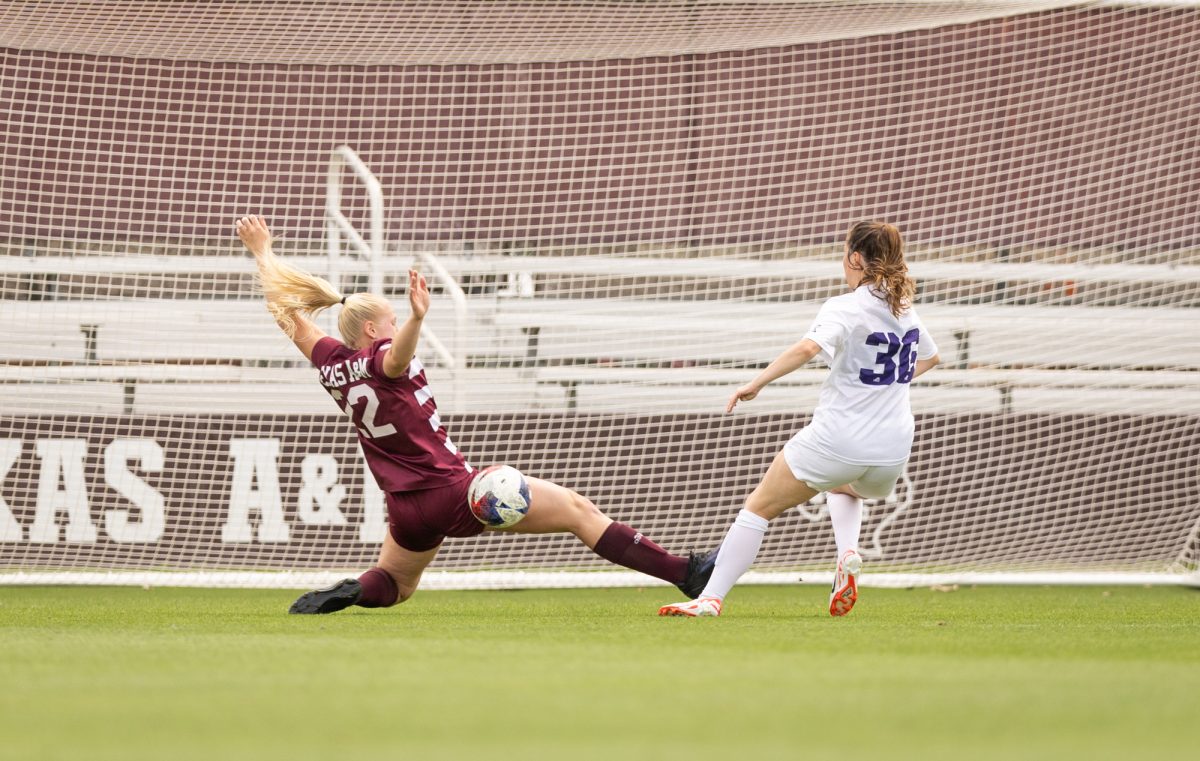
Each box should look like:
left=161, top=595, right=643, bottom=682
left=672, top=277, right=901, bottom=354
left=468, top=465, right=531, bottom=528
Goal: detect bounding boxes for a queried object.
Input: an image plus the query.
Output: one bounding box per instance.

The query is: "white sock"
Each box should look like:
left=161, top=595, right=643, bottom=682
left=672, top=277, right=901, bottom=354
left=827, top=492, right=863, bottom=557
left=700, top=509, right=769, bottom=601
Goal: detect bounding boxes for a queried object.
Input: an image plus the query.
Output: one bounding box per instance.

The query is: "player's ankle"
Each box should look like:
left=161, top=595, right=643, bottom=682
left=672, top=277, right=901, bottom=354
left=355, top=567, right=398, bottom=608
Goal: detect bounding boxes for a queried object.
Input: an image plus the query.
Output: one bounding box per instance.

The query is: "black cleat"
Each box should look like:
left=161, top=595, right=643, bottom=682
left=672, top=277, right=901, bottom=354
left=676, top=548, right=719, bottom=599
left=288, top=578, right=362, bottom=614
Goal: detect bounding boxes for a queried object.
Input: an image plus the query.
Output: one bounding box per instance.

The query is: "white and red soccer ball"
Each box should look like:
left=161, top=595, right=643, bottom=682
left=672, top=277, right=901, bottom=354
left=468, top=465, right=531, bottom=528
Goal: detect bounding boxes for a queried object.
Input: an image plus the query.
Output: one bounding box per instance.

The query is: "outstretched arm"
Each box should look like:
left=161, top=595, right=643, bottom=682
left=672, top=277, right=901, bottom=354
left=380, top=269, right=429, bottom=379
left=235, top=215, right=328, bottom=361
left=727, top=338, right=823, bottom=413
left=276, top=314, right=326, bottom=363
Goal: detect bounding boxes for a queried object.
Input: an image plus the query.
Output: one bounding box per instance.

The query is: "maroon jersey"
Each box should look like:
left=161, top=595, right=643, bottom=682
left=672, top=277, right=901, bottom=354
left=311, top=336, right=472, bottom=492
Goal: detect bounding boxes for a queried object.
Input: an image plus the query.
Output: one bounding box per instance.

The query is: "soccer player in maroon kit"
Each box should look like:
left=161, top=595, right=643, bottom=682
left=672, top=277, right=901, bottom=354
left=236, top=216, right=714, bottom=613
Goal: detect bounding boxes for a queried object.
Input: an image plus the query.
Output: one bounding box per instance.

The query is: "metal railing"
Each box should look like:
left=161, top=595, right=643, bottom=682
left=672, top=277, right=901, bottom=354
left=326, top=145, right=467, bottom=408
left=415, top=250, right=467, bottom=407
left=326, top=145, right=384, bottom=296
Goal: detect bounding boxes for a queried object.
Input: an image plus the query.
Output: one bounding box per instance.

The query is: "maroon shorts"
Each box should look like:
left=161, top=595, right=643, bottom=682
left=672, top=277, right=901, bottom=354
left=386, top=473, right=483, bottom=552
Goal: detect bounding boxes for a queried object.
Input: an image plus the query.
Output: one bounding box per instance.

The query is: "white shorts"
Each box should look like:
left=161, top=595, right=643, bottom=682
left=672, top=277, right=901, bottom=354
left=782, top=435, right=906, bottom=499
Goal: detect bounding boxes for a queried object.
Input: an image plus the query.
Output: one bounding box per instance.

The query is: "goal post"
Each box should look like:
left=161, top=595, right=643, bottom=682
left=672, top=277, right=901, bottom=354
left=1, top=0, right=1198, bottom=589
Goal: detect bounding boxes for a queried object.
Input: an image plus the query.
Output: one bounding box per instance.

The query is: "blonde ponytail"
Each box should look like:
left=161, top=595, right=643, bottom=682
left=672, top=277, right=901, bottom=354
left=254, top=251, right=342, bottom=338
left=846, top=221, right=915, bottom=317
left=254, top=249, right=395, bottom=348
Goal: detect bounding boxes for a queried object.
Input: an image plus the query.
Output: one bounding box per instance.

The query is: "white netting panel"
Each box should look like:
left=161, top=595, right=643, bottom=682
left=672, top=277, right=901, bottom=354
left=2, top=0, right=1095, bottom=64
left=1, top=1, right=1197, bottom=584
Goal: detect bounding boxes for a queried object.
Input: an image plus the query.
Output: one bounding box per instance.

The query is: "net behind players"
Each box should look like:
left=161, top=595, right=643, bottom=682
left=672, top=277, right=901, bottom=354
left=659, top=221, right=941, bottom=618
left=235, top=216, right=715, bottom=613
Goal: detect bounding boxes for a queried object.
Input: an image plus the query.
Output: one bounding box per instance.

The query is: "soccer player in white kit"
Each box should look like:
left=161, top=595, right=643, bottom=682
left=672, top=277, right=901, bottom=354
left=659, top=221, right=941, bottom=618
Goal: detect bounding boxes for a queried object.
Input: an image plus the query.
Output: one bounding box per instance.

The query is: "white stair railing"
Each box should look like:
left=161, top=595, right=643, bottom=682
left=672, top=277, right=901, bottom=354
left=326, top=145, right=466, bottom=408
left=326, top=145, right=383, bottom=296
left=416, top=250, right=467, bottom=408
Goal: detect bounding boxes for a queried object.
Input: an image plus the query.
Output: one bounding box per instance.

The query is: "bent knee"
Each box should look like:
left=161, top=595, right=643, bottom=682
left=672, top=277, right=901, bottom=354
left=744, top=489, right=808, bottom=521
left=568, top=491, right=604, bottom=522
left=743, top=487, right=781, bottom=519
left=743, top=499, right=775, bottom=520
left=575, top=490, right=602, bottom=513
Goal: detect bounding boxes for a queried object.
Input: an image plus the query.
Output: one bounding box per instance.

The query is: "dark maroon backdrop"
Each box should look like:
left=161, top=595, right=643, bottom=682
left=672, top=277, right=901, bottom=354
left=3, top=7, right=1199, bottom=248
left=0, top=412, right=1195, bottom=572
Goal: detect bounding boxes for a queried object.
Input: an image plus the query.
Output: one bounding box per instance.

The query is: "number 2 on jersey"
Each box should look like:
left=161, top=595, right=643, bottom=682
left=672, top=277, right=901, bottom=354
left=859, top=328, right=920, bottom=386
left=344, top=385, right=398, bottom=438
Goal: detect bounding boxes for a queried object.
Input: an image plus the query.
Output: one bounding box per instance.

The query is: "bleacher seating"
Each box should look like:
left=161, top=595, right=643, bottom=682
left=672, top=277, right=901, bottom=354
left=2, top=251, right=1196, bottom=416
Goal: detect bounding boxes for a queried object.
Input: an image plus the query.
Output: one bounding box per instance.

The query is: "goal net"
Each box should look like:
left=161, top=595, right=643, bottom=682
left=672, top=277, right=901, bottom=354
left=2, top=0, right=1197, bottom=589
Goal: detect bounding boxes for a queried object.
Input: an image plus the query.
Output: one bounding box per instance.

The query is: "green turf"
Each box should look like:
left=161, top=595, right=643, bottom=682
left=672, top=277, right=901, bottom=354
left=1, top=585, right=1197, bottom=761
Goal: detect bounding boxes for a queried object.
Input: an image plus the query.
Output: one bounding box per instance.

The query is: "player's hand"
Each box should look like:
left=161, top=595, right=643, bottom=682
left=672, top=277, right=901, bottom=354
left=726, top=383, right=760, bottom=413
left=235, top=215, right=273, bottom=259
left=408, top=269, right=430, bottom=320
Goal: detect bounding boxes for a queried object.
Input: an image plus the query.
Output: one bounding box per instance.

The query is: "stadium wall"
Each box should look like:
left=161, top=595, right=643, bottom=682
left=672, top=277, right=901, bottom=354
left=3, top=7, right=1199, bottom=249
left=1, top=412, right=1195, bottom=573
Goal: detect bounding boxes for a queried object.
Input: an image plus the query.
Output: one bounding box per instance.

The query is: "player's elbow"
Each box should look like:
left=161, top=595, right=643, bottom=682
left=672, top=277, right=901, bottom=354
left=792, top=338, right=823, bottom=363
left=915, top=353, right=942, bottom=378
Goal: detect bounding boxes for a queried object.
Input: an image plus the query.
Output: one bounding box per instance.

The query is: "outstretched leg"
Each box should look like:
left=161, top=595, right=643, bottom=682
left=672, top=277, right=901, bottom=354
left=288, top=533, right=440, bottom=614
left=661, top=451, right=819, bottom=617
left=497, top=477, right=715, bottom=596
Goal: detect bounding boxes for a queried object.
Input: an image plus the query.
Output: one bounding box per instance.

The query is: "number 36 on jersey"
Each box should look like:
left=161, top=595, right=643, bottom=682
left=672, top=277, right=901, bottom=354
left=859, top=328, right=920, bottom=386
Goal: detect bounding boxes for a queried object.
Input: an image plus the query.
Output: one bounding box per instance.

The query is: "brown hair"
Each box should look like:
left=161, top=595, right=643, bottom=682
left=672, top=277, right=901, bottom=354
left=254, top=249, right=391, bottom=348
left=846, top=220, right=915, bottom=317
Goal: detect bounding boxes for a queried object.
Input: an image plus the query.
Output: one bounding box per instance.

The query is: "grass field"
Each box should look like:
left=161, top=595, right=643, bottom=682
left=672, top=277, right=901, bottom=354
left=1, top=584, right=1197, bottom=761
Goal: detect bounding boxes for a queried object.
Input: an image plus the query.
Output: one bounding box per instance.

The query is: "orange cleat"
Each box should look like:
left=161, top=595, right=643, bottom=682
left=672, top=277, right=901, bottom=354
left=658, top=596, right=723, bottom=617
left=829, top=549, right=863, bottom=617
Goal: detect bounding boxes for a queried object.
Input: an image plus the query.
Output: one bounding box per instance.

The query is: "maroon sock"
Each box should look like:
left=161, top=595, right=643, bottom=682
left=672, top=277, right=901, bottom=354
left=592, top=522, right=689, bottom=585
left=356, top=567, right=399, bottom=608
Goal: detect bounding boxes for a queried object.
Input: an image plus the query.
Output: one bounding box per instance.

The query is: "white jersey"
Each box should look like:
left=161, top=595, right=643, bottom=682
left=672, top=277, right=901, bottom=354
left=795, top=286, right=938, bottom=465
